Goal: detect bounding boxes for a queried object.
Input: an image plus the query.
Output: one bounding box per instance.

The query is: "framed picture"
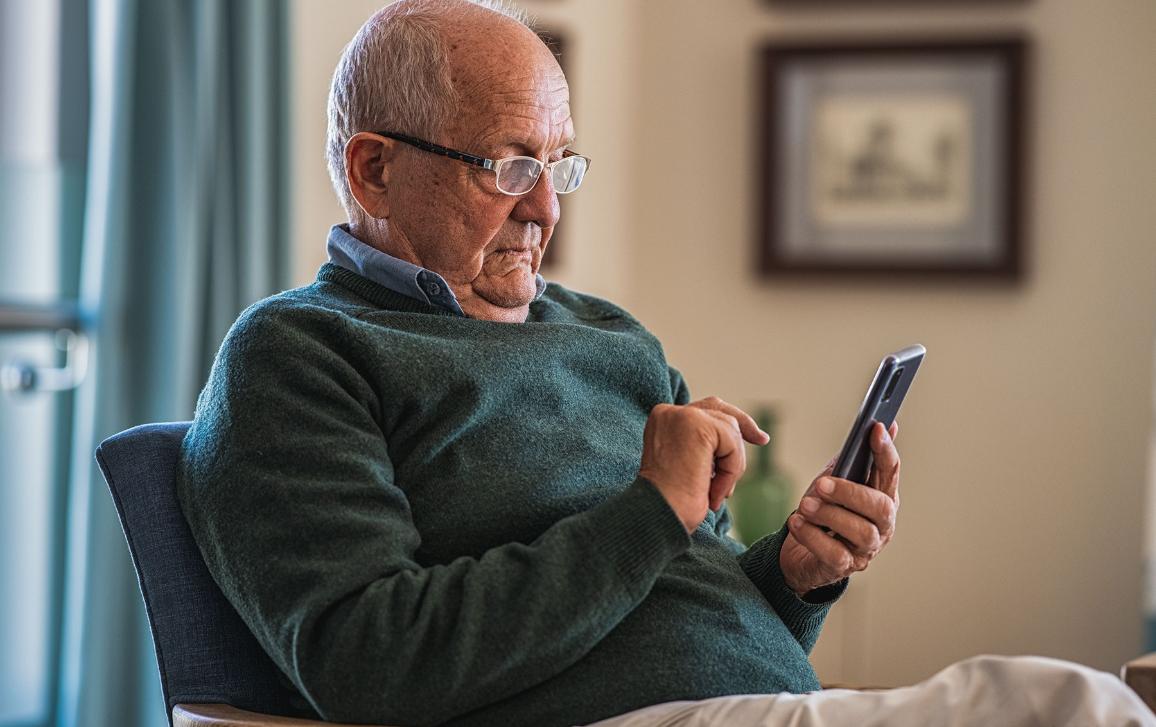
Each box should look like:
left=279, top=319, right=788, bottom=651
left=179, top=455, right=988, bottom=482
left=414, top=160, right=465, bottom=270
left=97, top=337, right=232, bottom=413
left=758, top=38, right=1028, bottom=279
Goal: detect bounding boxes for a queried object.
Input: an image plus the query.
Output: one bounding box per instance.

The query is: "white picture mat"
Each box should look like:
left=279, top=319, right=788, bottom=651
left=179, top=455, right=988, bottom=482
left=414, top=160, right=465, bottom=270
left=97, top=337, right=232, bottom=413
left=774, top=56, right=1007, bottom=264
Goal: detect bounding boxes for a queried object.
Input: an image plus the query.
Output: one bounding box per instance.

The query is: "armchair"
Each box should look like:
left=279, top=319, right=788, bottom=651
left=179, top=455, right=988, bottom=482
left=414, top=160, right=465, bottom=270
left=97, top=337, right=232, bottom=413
left=97, top=422, right=1155, bottom=726
left=97, top=422, right=383, bottom=727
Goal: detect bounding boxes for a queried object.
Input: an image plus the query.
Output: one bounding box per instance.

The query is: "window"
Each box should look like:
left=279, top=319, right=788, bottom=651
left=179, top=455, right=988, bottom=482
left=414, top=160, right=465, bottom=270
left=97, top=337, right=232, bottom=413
left=0, top=0, right=88, bottom=724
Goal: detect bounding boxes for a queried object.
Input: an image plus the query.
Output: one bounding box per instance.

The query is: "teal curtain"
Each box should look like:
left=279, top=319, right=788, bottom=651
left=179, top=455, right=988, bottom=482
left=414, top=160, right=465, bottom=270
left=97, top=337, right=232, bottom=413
left=57, top=1, right=290, bottom=725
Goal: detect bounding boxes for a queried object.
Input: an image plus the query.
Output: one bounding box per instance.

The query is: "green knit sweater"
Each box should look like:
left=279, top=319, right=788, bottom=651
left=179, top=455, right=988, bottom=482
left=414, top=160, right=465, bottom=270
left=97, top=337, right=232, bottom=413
left=177, top=263, right=842, bottom=727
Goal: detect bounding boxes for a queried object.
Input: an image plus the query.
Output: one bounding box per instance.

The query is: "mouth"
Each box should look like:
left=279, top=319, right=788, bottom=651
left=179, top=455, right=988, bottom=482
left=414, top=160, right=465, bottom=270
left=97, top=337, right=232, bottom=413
left=493, top=247, right=535, bottom=261
left=484, top=246, right=537, bottom=277
left=493, top=225, right=542, bottom=256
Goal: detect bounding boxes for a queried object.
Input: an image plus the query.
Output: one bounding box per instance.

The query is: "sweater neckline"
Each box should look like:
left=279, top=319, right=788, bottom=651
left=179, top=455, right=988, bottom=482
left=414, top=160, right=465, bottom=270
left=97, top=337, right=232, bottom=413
left=317, top=263, right=463, bottom=317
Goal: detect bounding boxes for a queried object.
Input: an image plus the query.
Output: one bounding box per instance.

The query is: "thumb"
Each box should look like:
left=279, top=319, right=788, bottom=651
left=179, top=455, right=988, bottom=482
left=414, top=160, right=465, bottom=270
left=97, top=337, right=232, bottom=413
left=820, top=454, right=837, bottom=476
left=707, top=416, right=744, bottom=511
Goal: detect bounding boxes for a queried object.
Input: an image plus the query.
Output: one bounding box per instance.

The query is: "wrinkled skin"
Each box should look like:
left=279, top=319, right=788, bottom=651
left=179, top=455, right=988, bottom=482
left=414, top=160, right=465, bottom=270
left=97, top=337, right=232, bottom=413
left=344, top=3, right=572, bottom=323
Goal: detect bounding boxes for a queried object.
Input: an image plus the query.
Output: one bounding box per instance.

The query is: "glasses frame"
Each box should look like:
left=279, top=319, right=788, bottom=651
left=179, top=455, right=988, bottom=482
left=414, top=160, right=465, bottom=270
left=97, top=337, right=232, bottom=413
left=372, top=131, right=590, bottom=196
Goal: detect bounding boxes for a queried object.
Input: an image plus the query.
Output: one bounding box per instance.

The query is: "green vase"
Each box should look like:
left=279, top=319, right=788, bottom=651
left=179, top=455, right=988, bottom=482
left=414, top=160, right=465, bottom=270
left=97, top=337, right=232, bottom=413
left=728, top=408, right=792, bottom=546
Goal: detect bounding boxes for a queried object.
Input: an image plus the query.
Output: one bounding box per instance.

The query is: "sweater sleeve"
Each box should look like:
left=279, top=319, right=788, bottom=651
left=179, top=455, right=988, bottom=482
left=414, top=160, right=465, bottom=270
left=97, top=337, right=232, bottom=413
left=710, top=504, right=840, bottom=653
left=177, top=305, right=691, bottom=726
left=733, top=520, right=847, bottom=655
left=669, top=363, right=841, bottom=652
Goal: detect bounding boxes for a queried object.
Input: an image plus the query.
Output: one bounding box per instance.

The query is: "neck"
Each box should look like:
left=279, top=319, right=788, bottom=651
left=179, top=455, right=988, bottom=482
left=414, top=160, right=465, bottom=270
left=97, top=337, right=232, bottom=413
left=349, top=219, right=420, bottom=265
left=348, top=220, right=531, bottom=324
left=457, top=296, right=530, bottom=323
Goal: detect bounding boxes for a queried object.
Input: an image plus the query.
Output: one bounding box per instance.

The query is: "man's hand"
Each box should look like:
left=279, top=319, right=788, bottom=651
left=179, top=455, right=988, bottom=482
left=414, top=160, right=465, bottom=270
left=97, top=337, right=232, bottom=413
left=639, top=397, right=770, bottom=533
left=780, top=421, right=900, bottom=596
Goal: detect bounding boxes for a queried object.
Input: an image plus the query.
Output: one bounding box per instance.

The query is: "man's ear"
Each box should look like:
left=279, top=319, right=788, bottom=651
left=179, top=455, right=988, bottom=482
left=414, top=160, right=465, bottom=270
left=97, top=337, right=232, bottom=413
left=345, top=132, right=399, bottom=219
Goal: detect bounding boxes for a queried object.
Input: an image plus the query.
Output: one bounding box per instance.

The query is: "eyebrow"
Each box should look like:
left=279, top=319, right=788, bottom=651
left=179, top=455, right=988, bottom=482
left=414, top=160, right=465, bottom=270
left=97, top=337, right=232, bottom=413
left=500, top=136, right=577, bottom=160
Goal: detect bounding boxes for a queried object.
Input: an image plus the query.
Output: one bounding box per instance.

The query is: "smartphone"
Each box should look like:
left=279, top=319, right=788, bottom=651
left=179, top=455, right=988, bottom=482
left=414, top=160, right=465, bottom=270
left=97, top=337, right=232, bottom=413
left=832, top=344, right=925, bottom=486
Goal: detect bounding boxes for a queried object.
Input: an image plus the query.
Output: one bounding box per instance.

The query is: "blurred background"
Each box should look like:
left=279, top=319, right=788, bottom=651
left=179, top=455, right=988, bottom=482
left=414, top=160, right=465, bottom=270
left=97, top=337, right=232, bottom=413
left=2, top=0, right=1154, bottom=725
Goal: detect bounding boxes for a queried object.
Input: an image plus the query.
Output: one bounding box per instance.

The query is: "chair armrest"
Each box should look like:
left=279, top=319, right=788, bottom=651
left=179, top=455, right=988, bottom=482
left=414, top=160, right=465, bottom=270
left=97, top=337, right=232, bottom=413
left=1122, top=653, right=1156, bottom=713
left=173, top=704, right=396, bottom=727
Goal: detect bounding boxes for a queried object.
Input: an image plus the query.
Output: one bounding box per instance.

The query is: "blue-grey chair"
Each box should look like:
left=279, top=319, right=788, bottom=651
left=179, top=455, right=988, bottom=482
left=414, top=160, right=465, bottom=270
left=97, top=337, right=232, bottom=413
left=97, top=422, right=388, bottom=727
left=96, top=422, right=1156, bottom=725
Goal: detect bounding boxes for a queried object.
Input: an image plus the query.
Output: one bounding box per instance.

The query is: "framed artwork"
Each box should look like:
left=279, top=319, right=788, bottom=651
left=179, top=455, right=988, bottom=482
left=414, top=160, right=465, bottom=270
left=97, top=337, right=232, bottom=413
left=758, top=38, right=1028, bottom=279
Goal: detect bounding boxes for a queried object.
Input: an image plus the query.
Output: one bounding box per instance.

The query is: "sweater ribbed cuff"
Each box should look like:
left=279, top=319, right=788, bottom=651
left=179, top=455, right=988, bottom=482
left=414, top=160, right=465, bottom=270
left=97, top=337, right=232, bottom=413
left=583, top=477, right=691, bottom=594
left=739, top=526, right=847, bottom=652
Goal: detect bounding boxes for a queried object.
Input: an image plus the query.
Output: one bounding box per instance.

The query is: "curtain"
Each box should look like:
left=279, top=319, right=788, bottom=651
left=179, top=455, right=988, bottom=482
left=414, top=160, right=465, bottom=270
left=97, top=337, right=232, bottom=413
left=56, top=1, right=290, bottom=724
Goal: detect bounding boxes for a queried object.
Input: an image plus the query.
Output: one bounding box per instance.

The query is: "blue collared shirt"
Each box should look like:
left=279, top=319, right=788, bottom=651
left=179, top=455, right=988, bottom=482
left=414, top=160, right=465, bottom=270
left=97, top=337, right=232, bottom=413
left=325, top=224, right=547, bottom=317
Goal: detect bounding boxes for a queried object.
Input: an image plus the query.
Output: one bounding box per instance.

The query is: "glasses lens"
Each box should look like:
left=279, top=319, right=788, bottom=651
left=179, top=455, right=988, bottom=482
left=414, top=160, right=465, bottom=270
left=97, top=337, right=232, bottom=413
left=495, top=157, right=543, bottom=195
left=551, top=155, right=588, bottom=194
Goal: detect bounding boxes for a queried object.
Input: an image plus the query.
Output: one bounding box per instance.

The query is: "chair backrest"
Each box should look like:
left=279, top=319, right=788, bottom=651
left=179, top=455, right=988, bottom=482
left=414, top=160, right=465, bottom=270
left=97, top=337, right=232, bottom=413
left=96, top=422, right=318, bottom=724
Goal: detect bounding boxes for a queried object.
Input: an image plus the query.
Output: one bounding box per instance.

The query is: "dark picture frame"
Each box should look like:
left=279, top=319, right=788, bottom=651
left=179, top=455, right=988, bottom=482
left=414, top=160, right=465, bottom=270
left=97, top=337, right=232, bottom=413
left=758, top=38, right=1028, bottom=279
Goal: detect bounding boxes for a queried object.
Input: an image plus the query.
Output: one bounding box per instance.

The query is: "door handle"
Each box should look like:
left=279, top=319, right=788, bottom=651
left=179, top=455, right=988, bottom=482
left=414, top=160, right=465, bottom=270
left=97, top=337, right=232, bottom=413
left=1, top=329, right=89, bottom=395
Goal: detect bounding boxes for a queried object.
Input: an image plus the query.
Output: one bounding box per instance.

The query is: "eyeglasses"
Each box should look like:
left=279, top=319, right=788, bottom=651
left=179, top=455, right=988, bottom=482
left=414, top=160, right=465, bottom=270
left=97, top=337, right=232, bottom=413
left=373, top=131, right=590, bottom=196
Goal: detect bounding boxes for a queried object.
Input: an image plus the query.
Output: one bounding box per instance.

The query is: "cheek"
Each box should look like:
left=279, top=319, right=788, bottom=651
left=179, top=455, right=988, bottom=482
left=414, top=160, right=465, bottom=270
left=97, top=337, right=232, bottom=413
left=465, top=200, right=520, bottom=244
left=402, top=167, right=523, bottom=265
left=444, top=198, right=521, bottom=271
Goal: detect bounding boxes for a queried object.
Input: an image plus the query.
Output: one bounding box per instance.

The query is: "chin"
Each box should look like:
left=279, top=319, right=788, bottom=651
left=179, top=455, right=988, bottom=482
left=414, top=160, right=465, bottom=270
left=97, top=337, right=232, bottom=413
left=483, top=279, right=538, bottom=309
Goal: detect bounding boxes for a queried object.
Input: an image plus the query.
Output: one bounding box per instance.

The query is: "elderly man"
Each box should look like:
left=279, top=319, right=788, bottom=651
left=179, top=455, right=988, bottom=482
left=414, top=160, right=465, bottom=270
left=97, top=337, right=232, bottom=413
left=177, top=1, right=1152, bottom=726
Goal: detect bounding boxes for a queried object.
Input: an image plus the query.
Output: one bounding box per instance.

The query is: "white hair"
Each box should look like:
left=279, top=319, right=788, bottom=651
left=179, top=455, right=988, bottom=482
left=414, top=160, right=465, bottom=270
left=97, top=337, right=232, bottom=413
left=325, top=0, right=535, bottom=223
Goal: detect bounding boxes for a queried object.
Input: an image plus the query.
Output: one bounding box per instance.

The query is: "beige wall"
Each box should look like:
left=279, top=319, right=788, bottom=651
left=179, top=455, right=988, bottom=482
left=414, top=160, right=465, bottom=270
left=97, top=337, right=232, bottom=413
left=290, top=0, right=1156, bottom=688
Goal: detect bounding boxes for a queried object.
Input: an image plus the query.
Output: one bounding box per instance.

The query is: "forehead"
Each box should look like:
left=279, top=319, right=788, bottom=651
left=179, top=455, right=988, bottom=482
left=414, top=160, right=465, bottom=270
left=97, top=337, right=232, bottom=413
left=444, top=31, right=573, bottom=152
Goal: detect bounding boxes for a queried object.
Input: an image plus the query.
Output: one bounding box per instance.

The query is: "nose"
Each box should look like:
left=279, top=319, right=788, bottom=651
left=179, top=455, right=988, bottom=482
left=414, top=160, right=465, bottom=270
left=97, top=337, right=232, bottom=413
left=510, top=166, right=560, bottom=229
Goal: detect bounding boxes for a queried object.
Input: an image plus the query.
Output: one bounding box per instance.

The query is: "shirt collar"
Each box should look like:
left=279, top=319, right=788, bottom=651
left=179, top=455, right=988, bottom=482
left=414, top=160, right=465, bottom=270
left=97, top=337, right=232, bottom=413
left=325, top=224, right=548, bottom=316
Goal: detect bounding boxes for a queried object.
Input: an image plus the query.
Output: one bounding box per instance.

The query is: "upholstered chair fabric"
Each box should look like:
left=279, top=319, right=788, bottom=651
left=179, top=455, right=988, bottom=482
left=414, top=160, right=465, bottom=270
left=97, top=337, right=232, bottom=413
left=97, top=422, right=317, bottom=725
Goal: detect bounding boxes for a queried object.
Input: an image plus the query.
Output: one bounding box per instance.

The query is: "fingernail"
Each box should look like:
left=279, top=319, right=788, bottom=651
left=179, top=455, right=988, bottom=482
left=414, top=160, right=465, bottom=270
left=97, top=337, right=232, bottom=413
left=789, top=514, right=803, bottom=528
left=817, top=479, right=834, bottom=494
left=800, top=496, right=820, bottom=514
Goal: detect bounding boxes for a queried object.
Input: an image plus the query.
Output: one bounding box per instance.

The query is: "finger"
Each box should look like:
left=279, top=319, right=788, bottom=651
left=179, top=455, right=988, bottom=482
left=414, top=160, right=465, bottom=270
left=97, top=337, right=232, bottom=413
left=867, top=422, right=901, bottom=499
left=705, top=413, right=745, bottom=510
left=797, top=494, right=882, bottom=555
left=787, top=513, right=853, bottom=577
left=811, top=476, right=897, bottom=538
left=689, top=397, right=770, bottom=445
left=889, top=420, right=899, bottom=442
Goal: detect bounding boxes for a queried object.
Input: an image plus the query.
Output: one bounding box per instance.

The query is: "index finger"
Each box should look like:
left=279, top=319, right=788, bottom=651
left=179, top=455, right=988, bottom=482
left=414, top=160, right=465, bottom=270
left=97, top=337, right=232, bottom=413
left=688, top=397, right=770, bottom=445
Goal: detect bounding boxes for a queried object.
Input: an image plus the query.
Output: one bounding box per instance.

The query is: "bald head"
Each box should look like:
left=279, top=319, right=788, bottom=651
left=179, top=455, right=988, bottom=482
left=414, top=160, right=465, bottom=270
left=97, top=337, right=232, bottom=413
left=325, top=0, right=562, bottom=222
